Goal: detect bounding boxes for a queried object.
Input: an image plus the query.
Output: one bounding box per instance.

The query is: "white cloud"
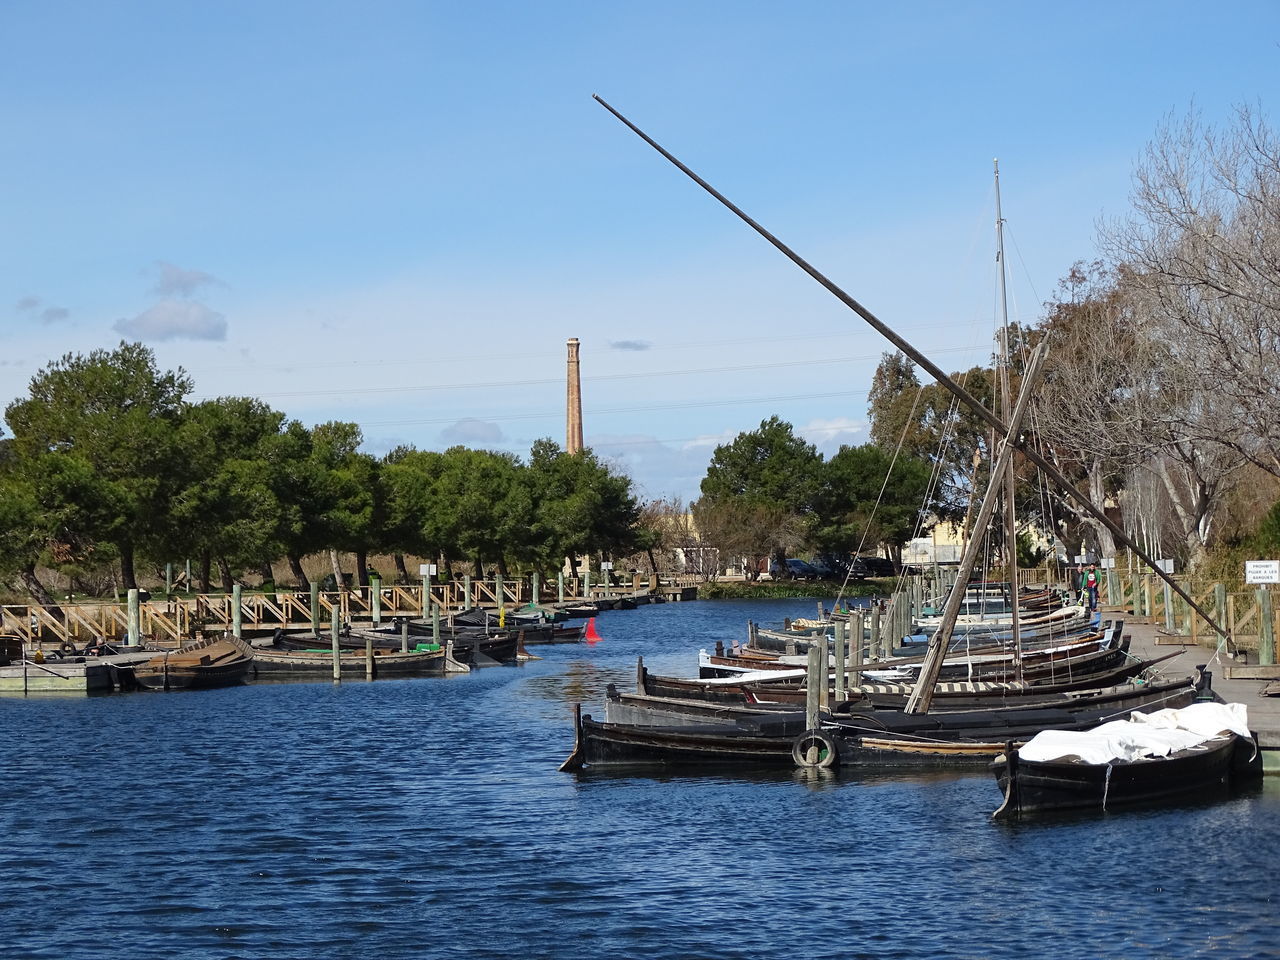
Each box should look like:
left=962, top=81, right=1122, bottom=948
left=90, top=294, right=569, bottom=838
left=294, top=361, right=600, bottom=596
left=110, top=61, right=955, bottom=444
left=798, top=416, right=865, bottom=456
left=114, top=300, right=227, bottom=341
left=439, top=418, right=506, bottom=445
left=152, top=261, right=222, bottom=297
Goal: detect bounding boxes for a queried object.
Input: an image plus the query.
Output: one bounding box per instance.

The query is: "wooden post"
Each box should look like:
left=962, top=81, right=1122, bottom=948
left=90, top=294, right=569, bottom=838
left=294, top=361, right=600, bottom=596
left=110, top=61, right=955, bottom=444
left=432, top=605, right=441, bottom=646
left=817, top=633, right=830, bottom=713
left=127, top=588, right=140, bottom=646
left=185, top=558, right=192, bottom=593
left=1214, top=583, right=1227, bottom=635
left=331, top=603, right=341, bottom=682
left=165, top=562, right=173, bottom=595
left=805, top=641, right=821, bottom=732
left=463, top=575, right=473, bottom=610
left=365, top=634, right=374, bottom=680
left=1144, top=576, right=1155, bottom=622
left=401, top=618, right=409, bottom=653
left=1163, top=579, right=1174, bottom=633
left=584, top=568, right=591, bottom=601
left=557, top=570, right=565, bottom=603
left=870, top=606, right=882, bottom=661
left=371, top=575, right=382, bottom=627
left=1227, top=594, right=1236, bottom=649
left=633, top=571, right=641, bottom=595
left=833, top=621, right=847, bottom=703
left=310, top=582, right=320, bottom=635
left=852, top=613, right=864, bottom=676
left=1257, top=587, right=1274, bottom=667
left=532, top=571, right=541, bottom=606
left=232, top=584, right=242, bottom=640
left=494, top=574, right=504, bottom=613
left=421, top=574, right=430, bottom=618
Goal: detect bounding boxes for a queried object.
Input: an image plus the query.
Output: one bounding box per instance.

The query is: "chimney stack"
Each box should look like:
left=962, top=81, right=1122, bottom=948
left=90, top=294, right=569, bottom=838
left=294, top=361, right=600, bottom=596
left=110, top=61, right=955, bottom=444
left=566, top=337, right=583, bottom=455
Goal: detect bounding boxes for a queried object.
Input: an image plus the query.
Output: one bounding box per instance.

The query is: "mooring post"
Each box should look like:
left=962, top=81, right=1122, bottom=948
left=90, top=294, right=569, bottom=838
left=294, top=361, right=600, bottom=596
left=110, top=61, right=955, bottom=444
left=331, top=602, right=341, bottom=682
left=127, top=588, right=140, bottom=646
left=463, top=575, right=473, bottom=611
left=421, top=572, right=430, bottom=618
left=531, top=571, right=540, bottom=607
left=817, top=633, right=831, bottom=713
left=805, top=641, right=821, bottom=731
left=583, top=568, right=591, bottom=602
left=1214, top=583, right=1226, bottom=635
left=432, top=605, right=441, bottom=646
left=557, top=570, right=565, bottom=603
left=165, top=562, right=173, bottom=595
left=400, top=618, right=409, bottom=653
left=852, top=613, right=864, bottom=677
left=232, top=584, right=242, bottom=640
left=494, top=574, right=504, bottom=614
left=371, top=575, right=382, bottom=627
left=1257, top=588, right=1274, bottom=666
left=833, top=621, right=847, bottom=702
left=870, top=606, right=882, bottom=662
left=310, top=582, right=320, bottom=635
left=365, top=634, right=374, bottom=680
left=184, top=558, right=192, bottom=593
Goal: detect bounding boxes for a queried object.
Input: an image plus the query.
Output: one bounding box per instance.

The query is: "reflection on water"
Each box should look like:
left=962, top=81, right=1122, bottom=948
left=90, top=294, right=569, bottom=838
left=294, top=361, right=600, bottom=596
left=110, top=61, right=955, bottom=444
left=2, top=596, right=1276, bottom=960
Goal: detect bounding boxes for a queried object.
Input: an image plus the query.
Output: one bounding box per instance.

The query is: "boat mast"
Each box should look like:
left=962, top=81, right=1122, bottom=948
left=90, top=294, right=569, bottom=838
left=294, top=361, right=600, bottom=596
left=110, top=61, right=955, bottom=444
left=994, top=160, right=1023, bottom=682
left=592, top=94, right=1235, bottom=656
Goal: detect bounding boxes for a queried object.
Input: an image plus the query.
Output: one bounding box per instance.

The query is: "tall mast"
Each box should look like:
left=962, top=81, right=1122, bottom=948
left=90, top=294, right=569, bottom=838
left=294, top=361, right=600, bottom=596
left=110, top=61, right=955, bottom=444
left=994, top=160, right=1023, bottom=681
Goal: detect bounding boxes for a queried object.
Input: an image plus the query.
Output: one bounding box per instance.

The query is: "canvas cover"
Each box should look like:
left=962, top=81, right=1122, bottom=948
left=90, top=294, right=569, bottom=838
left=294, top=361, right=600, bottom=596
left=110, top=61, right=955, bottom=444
left=1017, top=702, right=1251, bottom=764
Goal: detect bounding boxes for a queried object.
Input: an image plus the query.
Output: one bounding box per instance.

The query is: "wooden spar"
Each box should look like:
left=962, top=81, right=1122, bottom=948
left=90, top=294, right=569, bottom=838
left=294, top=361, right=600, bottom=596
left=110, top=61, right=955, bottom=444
left=904, top=342, right=1046, bottom=714
left=994, top=159, right=1022, bottom=682
left=592, top=94, right=1234, bottom=653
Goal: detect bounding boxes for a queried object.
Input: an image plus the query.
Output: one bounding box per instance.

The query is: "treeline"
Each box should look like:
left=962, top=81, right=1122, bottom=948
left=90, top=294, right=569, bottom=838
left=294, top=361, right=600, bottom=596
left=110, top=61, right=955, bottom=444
left=0, top=343, right=642, bottom=602
left=687, top=415, right=941, bottom=579
left=867, top=106, right=1280, bottom=576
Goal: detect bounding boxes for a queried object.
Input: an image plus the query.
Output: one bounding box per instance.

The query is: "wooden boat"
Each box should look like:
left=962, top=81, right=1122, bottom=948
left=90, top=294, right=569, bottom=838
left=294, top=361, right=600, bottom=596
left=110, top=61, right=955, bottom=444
left=991, top=702, right=1261, bottom=818
left=133, top=636, right=254, bottom=691
left=250, top=643, right=461, bottom=679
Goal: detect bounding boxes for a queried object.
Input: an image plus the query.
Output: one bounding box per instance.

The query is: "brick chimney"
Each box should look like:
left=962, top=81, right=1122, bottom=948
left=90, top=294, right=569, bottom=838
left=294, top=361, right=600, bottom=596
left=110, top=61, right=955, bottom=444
left=566, top=337, right=583, bottom=455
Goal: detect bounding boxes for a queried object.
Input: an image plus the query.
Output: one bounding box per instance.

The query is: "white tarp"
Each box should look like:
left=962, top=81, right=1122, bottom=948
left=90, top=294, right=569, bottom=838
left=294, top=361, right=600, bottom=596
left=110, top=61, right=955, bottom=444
left=1017, top=702, right=1251, bottom=764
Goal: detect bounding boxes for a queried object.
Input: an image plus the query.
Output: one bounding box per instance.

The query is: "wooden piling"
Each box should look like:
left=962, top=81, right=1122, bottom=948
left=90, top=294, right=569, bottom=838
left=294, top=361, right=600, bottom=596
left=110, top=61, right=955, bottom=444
left=833, top=621, right=846, bottom=702
left=232, top=584, right=242, bottom=640
left=371, top=575, right=382, bottom=627
left=805, top=642, right=820, bottom=731
left=1258, top=588, right=1274, bottom=667
left=557, top=571, right=565, bottom=603
left=870, top=607, right=882, bottom=662
left=365, top=634, right=374, bottom=680
left=331, top=603, right=341, bottom=682
left=310, top=583, right=320, bottom=634
left=127, top=589, right=140, bottom=646
left=463, top=575, right=473, bottom=610
left=400, top=618, right=409, bottom=653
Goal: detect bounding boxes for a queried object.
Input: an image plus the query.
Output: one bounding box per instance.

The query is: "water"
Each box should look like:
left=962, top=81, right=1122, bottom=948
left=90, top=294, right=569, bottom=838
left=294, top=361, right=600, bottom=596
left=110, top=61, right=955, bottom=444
left=2, top=598, right=1276, bottom=959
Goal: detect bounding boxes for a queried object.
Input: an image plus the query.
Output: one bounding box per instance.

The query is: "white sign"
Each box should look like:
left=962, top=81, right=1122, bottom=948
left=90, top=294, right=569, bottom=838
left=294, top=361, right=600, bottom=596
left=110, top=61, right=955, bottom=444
left=419, top=563, right=438, bottom=577
left=1157, top=558, right=1175, bottom=574
left=1074, top=555, right=1088, bottom=564
left=1100, top=558, right=1115, bottom=569
left=1245, top=560, right=1280, bottom=584
left=600, top=561, right=613, bottom=571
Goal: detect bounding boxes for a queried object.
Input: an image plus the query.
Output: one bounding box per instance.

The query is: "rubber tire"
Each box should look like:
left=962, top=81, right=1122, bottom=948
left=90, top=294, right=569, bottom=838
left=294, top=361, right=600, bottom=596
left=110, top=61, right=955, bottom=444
left=791, top=729, right=840, bottom=769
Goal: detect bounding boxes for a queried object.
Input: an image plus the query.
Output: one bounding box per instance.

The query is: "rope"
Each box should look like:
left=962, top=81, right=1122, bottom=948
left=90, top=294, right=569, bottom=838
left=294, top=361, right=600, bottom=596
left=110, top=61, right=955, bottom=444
left=1102, top=762, right=1113, bottom=811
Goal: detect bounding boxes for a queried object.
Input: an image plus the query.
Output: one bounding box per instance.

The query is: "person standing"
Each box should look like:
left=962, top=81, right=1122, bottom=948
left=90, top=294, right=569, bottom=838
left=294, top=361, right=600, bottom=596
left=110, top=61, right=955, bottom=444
left=1083, top=563, right=1101, bottom=611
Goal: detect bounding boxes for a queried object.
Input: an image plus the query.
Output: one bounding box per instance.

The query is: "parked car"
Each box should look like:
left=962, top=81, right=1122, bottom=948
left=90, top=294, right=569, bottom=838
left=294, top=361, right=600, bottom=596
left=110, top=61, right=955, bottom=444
left=848, top=556, right=896, bottom=580
left=769, top=558, right=821, bottom=581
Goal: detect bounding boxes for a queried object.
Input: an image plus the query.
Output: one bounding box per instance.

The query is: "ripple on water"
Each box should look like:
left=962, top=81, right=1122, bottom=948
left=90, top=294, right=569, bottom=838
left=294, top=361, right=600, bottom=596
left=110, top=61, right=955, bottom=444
left=2, top=598, right=1277, bottom=960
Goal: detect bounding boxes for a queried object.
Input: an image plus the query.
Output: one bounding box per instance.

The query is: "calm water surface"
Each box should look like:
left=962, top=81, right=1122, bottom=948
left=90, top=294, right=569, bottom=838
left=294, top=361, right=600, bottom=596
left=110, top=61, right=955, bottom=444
left=2, top=598, right=1276, bottom=959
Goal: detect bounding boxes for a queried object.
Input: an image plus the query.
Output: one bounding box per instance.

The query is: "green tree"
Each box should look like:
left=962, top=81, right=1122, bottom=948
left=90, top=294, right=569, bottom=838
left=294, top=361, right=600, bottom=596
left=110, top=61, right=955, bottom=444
left=4, top=342, right=192, bottom=591
left=697, top=416, right=823, bottom=565
left=813, top=444, right=934, bottom=563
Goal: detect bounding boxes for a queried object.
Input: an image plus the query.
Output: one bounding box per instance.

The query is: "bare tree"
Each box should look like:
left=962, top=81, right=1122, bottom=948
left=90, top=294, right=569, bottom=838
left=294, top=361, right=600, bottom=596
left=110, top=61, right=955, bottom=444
left=1102, top=105, right=1280, bottom=478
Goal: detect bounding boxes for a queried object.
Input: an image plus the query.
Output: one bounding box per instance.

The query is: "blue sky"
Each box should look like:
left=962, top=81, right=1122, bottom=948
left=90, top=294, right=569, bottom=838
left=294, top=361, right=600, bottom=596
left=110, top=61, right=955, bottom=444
left=3, top=1, right=1277, bottom=503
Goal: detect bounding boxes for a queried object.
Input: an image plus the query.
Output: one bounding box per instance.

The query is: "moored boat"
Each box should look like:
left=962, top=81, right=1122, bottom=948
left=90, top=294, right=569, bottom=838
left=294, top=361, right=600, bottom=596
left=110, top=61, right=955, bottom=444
left=133, top=636, right=254, bottom=691
left=991, top=702, right=1261, bottom=818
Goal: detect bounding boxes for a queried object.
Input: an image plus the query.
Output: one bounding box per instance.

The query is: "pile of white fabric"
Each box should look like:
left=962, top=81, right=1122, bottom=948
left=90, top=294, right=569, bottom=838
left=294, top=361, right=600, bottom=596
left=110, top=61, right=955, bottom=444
left=1018, top=702, right=1251, bottom=764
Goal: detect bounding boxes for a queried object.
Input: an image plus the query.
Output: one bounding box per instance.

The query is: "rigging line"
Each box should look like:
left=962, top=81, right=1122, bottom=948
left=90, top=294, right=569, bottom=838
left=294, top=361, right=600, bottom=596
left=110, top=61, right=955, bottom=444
left=356, top=388, right=870, bottom=428
left=193, top=348, right=978, bottom=403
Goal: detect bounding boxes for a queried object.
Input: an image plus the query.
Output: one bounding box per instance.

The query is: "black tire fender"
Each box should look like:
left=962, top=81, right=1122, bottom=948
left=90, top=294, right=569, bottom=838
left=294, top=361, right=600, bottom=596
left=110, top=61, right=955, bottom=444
left=791, top=729, right=840, bottom=769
